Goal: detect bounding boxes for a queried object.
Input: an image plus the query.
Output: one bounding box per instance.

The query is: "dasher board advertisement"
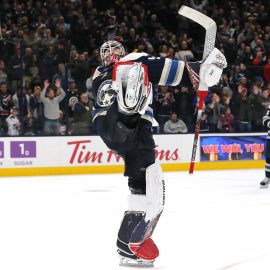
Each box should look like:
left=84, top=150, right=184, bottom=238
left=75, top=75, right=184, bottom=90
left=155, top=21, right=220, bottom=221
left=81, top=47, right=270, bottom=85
left=200, top=134, right=266, bottom=161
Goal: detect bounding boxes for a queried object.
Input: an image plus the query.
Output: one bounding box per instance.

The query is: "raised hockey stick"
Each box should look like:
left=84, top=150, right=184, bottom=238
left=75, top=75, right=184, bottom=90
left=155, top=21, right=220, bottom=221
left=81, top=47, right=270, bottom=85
left=178, top=6, right=217, bottom=174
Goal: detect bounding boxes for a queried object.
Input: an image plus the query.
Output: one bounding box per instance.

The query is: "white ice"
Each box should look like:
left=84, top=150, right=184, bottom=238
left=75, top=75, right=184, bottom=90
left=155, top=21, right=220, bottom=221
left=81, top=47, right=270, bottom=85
left=0, top=169, right=270, bottom=270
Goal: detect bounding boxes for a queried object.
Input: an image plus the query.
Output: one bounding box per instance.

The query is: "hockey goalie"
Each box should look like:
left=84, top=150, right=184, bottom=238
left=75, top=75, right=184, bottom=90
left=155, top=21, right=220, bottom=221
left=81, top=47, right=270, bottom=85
left=92, top=40, right=227, bottom=266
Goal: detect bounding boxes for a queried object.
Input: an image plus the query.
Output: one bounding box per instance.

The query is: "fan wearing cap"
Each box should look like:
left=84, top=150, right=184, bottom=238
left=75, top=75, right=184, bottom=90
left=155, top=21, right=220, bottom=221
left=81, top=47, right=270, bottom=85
left=6, top=107, right=20, bottom=136
left=92, top=40, right=227, bottom=266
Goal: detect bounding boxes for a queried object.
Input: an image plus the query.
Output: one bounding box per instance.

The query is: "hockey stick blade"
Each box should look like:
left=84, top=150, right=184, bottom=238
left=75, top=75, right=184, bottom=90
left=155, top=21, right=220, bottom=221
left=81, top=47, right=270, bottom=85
left=178, top=6, right=217, bottom=174
left=178, top=6, right=217, bottom=59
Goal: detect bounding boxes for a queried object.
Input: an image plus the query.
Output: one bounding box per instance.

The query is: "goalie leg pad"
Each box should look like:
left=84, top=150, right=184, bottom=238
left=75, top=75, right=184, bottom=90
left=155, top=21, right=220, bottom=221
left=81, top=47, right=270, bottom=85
left=145, top=161, right=165, bottom=222
left=117, top=162, right=165, bottom=261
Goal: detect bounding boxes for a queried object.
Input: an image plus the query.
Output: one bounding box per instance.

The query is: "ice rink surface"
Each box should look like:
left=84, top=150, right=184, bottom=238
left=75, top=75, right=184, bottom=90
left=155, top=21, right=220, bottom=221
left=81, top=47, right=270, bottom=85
left=0, top=169, right=270, bottom=270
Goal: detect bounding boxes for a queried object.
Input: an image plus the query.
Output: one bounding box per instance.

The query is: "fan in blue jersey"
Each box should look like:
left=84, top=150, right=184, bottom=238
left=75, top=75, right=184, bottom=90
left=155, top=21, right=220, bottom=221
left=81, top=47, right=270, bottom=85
left=92, top=40, right=227, bottom=267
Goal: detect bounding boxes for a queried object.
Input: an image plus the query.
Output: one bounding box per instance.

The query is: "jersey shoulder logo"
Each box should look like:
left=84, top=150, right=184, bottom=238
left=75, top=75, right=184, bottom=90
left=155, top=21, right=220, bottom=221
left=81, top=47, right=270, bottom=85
left=97, top=79, right=116, bottom=107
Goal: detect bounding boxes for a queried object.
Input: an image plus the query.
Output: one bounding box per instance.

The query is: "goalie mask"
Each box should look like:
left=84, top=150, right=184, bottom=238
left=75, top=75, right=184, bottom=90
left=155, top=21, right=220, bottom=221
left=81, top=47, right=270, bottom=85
left=112, top=62, right=152, bottom=115
left=100, top=41, right=125, bottom=66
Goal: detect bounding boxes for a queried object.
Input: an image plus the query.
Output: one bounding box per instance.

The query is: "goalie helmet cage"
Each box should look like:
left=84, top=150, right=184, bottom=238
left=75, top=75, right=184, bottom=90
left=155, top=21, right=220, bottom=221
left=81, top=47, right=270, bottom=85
left=178, top=6, right=217, bottom=174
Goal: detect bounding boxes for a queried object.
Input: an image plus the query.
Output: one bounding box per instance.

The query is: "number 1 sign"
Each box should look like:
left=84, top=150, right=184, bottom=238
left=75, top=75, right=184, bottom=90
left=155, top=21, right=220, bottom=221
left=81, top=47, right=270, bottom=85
left=10, top=141, right=36, bottom=158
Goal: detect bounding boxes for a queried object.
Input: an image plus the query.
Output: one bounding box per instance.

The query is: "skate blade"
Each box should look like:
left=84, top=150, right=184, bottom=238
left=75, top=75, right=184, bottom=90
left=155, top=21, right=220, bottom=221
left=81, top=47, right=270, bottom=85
left=260, top=185, right=269, bottom=189
left=119, top=257, right=154, bottom=268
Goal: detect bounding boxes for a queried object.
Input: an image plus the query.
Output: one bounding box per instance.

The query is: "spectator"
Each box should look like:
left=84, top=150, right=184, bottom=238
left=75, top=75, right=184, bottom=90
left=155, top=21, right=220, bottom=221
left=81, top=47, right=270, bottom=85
left=220, top=88, right=233, bottom=109
left=29, top=86, right=44, bottom=135
left=218, top=74, right=231, bottom=90
left=248, top=83, right=265, bottom=131
left=163, top=112, right=188, bottom=134
left=41, top=29, right=57, bottom=48
left=70, top=52, right=89, bottom=92
left=237, top=76, right=249, bottom=93
left=0, top=82, right=13, bottom=135
left=237, top=42, right=247, bottom=62
left=262, top=87, right=270, bottom=111
left=41, top=79, right=66, bottom=135
left=72, top=93, right=93, bottom=135
left=235, top=88, right=252, bottom=132
left=24, top=47, right=38, bottom=88
left=200, top=112, right=210, bottom=133
left=175, top=40, right=194, bottom=61
left=206, top=93, right=225, bottom=132
left=167, top=48, right=175, bottom=59
left=238, top=63, right=250, bottom=79
left=252, top=48, right=267, bottom=78
left=175, top=86, right=195, bottom=131
left=86, top=68, right=96, bottom=105
left=169, top=34, right=178, bottom=50
left=147, top=14, right=161, bottom=36
left=126, top=28, right=139, bottom=52
left=264, top=34, right=270, bottom=55
left=155, top=91, right=176, bottom=132
left=52, top=63, right=68, bottom=90
left=12, top=88, right=31, bottom=120
left=41, top=46, right=57, bottom=81
left=220, top=107, right=234, bottom=132
left=159, top=45, right=168, bottom=57
left=88, top=50, right=101, bottom=68
left=190, top=0, right=208, bottom=12
left=224, top=38, right=237, bottom=65
left=0, top=60, right=8, bottom=84
left=6, top=107, right=20, bottom=136
left=64, top=79, right=80, bottom=124
left=7, top=46, right=22, bottom=94
left=241, top=46, right=253, bottom=65
left=264, top=57, right=270, bottom=83
left=59, top=110, right=67, bottom=136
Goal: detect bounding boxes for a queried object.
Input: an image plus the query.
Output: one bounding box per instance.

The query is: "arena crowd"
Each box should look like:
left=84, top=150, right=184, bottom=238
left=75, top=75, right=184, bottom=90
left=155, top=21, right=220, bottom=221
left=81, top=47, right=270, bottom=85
left=0, top=0, right=270, bottom=136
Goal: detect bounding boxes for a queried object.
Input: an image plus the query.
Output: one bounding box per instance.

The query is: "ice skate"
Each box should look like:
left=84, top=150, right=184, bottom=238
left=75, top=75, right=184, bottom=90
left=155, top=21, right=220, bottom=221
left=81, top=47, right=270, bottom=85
left=260, top=177, right=270, bottom=188
left=118, top=250, right=154, bottom=268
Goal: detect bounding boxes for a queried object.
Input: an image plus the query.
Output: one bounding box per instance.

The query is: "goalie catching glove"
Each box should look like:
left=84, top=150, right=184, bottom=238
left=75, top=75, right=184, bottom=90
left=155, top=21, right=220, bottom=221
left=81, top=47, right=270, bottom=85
left=199, top=48, right=227, bottom=87
left=186, top=48, right=227, bottom=88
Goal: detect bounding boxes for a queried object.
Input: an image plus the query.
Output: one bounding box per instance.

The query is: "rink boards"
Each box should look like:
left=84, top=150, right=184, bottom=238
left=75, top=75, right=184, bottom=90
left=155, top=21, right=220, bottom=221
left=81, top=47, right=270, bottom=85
left=0, top=133, right=266, bottom=176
